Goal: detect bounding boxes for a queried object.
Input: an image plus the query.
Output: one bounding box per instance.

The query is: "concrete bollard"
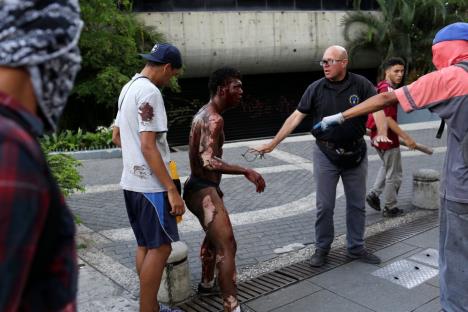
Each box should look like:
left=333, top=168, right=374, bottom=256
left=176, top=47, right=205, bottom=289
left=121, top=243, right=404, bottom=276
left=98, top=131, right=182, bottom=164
left=158, top=241, right=192, bottom=305
left=412, top=169, right=440, bottom=210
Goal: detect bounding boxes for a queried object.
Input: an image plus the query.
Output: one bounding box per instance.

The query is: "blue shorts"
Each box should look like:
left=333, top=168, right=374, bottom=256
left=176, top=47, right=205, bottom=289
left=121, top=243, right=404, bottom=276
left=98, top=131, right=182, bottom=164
left=123, top=190, right=179, bottom=248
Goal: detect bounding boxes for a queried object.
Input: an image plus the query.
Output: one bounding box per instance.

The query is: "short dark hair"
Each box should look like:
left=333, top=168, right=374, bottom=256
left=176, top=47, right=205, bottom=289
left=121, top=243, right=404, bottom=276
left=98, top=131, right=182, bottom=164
left=146, top=61, right=165, bottom=67
left=208, top=66, right=241, bottom=97
left=381, top=57, right=405, bottom=71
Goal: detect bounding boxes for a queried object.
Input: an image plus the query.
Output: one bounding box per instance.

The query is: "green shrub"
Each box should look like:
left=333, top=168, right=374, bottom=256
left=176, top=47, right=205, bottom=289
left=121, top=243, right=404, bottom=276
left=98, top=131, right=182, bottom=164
left=44, top=151, right=84, bottom=223
left=40, top=126, right=115, bottom=152
left=45, top=152, right=84, bottom=197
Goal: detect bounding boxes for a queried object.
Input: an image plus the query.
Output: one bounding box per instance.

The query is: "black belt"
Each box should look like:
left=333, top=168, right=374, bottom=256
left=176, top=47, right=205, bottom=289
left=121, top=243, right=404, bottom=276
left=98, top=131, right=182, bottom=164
left=316, top=138, right=364, bottom=149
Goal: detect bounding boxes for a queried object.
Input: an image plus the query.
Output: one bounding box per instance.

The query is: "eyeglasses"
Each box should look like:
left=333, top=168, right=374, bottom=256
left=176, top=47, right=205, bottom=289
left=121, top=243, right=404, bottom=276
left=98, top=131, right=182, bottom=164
left=241, top=148, right=265, bottom=162
left=319, top=59, right=345, bottom=67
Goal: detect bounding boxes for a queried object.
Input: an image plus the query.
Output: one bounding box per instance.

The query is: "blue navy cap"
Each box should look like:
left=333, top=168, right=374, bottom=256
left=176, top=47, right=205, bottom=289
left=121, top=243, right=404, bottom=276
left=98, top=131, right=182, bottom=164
left=140, top=43, right=182, bottom=69
left=433, top=22, right=468, bottom=45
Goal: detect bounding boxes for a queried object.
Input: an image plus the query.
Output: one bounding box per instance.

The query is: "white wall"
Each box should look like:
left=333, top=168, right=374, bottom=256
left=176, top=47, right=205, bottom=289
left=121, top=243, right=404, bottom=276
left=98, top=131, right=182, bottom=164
left=138, top=11, right=379, bottom=77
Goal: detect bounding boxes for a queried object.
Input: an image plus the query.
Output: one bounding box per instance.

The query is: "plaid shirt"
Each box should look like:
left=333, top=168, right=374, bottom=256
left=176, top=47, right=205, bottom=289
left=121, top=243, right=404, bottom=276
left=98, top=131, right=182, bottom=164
left=0, top=92, right=77, bottom=311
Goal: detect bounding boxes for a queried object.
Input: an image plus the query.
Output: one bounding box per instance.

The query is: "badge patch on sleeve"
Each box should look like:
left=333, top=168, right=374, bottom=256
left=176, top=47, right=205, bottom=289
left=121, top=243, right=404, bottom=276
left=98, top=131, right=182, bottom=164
left=349, top=94, right=360, bottom=106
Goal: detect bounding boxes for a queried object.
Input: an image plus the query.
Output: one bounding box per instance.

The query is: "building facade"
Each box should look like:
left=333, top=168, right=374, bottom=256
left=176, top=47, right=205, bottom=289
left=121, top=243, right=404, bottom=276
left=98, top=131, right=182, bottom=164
left=135, top=0, right=380, bottom=78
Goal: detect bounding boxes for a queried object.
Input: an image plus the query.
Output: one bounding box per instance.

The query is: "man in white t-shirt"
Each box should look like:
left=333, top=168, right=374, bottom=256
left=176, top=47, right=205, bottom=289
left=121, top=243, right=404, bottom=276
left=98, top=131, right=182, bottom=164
left=112, top=43, right=185, bottom=312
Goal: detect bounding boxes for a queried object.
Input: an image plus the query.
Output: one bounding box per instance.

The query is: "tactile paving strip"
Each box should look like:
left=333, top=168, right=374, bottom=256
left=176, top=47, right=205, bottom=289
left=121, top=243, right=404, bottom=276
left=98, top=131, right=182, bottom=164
left=178, top=213, right=438, bottom=311
left=372, top=259, right=438, bottom=289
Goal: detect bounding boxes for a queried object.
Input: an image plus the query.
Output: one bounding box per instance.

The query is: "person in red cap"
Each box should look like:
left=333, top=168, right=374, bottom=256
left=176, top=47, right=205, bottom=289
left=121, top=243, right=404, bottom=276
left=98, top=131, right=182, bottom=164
left=112, top=43, right=185, bottom=312
left=315, top=22, right=468, bottom=311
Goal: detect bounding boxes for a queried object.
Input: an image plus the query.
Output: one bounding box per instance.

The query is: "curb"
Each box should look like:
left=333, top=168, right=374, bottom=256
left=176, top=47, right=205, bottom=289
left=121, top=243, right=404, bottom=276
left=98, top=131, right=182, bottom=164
left=52, top=148, right=121, bottom=160
left=59, top=121, right=441, bottom=160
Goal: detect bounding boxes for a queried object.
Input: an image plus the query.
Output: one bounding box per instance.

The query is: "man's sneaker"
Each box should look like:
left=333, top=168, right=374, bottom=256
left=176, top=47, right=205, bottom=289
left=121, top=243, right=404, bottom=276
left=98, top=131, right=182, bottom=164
left=383, top=207, right=404, bottom=218
left=159, top=303, right=183, bottom=312
left=309, top=249, right=328, bottom=267
left=197, top=282, right=220, bottom=296
left=347, top=249, right=381, bottom=264
left=366, top=193, right=381, bottom=211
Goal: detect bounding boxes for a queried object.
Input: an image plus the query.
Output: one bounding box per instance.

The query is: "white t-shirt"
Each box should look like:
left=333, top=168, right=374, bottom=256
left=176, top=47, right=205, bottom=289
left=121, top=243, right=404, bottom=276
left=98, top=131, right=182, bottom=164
left=115, top=74, right=171, bottom=192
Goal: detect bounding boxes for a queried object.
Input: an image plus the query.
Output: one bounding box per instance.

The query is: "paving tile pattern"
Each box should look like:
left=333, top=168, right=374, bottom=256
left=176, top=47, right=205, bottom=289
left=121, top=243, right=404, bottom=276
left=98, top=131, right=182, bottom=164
left=71, top=128, right=447, bottom=311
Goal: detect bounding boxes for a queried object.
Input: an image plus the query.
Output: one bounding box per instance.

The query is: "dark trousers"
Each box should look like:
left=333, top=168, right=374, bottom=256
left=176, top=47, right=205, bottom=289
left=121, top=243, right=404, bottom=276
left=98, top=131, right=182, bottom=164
left=439, top=198, right=468, bottom=312
left=312, top=143, right=367, bottom=253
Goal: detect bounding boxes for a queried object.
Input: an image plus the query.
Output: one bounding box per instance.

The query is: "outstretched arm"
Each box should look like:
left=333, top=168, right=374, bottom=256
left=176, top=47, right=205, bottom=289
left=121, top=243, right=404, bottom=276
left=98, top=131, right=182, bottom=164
left=371, top=110, right=391, bottom=144
left=347, top=93, right=399, bottom=144
left=342, top=92, right=398, bottom=119
left=254, top=109, right=307, bottom=153
left=314, top=92, right=397, bottom=143
left=387, top=117, right=416, bottom=149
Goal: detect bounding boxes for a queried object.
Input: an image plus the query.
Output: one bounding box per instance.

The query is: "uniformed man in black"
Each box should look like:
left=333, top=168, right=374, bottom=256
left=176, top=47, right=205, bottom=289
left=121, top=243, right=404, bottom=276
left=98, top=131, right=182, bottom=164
left=255, top=45, right=381, bottom=267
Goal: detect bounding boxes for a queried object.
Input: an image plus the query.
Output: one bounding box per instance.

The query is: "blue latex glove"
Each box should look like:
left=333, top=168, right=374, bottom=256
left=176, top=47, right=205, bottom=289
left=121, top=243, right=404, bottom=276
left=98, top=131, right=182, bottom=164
left=313, top=113, right=345, bottom=132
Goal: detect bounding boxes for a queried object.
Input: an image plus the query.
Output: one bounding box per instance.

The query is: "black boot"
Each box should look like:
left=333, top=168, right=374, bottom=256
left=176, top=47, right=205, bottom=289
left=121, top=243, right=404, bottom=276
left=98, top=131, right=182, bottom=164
left=347, top=249, right=381, bottom=264
left=366, top=193, right=381, bottom=211
left=383, top=207, right=404, bottom=218
left=309, top=249, right=328, bottom=267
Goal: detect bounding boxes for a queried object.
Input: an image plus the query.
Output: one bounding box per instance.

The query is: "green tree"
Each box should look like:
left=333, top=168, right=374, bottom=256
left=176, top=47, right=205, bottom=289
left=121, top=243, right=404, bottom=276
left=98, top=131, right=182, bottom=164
left=61, top=0, right=166, bottom=130
left=343, top=0, right=467, bottom=81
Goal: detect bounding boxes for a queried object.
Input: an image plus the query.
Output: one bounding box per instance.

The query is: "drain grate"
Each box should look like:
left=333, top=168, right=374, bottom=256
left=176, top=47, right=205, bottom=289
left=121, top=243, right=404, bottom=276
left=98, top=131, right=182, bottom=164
left=178, top=213, right=438, bottom=311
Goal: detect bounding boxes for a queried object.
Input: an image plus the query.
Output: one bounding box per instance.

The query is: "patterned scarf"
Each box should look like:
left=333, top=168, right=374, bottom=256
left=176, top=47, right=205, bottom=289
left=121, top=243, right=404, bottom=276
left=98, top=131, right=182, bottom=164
left=0, top=0, right=83, bottom=131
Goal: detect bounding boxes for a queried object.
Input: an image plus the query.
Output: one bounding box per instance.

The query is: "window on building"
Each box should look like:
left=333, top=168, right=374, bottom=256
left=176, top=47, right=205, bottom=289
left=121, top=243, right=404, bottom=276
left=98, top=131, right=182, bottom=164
left=133, top=0, right=379, bottom=12
left=173, top=0, right=205, bottom=10
left=206, top=0, right=237, bottom=10
left=133, top=0, right=172, bottom=11
left=267, top=0, right=295, bottom=9
left=322, top=0, right=354, bottom=10
left=237, top=0, right=267, bottom=9
left=294, top=0, right=323, bottom=10
left=359, top=0, right=378, bottom=10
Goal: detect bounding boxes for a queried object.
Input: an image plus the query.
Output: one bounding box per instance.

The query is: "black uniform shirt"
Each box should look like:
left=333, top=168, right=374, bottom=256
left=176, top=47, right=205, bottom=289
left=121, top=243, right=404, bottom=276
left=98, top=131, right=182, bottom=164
left=297, top=72, right=376, bottom=143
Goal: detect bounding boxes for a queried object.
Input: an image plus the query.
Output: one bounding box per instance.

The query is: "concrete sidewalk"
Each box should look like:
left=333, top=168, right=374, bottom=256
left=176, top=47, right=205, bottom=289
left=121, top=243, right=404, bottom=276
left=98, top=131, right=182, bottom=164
left=77, top=208, right=442, bottom=312
left=241, top=216, right=441, bottom=312
left=73, top=121, right=446, bottom=312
